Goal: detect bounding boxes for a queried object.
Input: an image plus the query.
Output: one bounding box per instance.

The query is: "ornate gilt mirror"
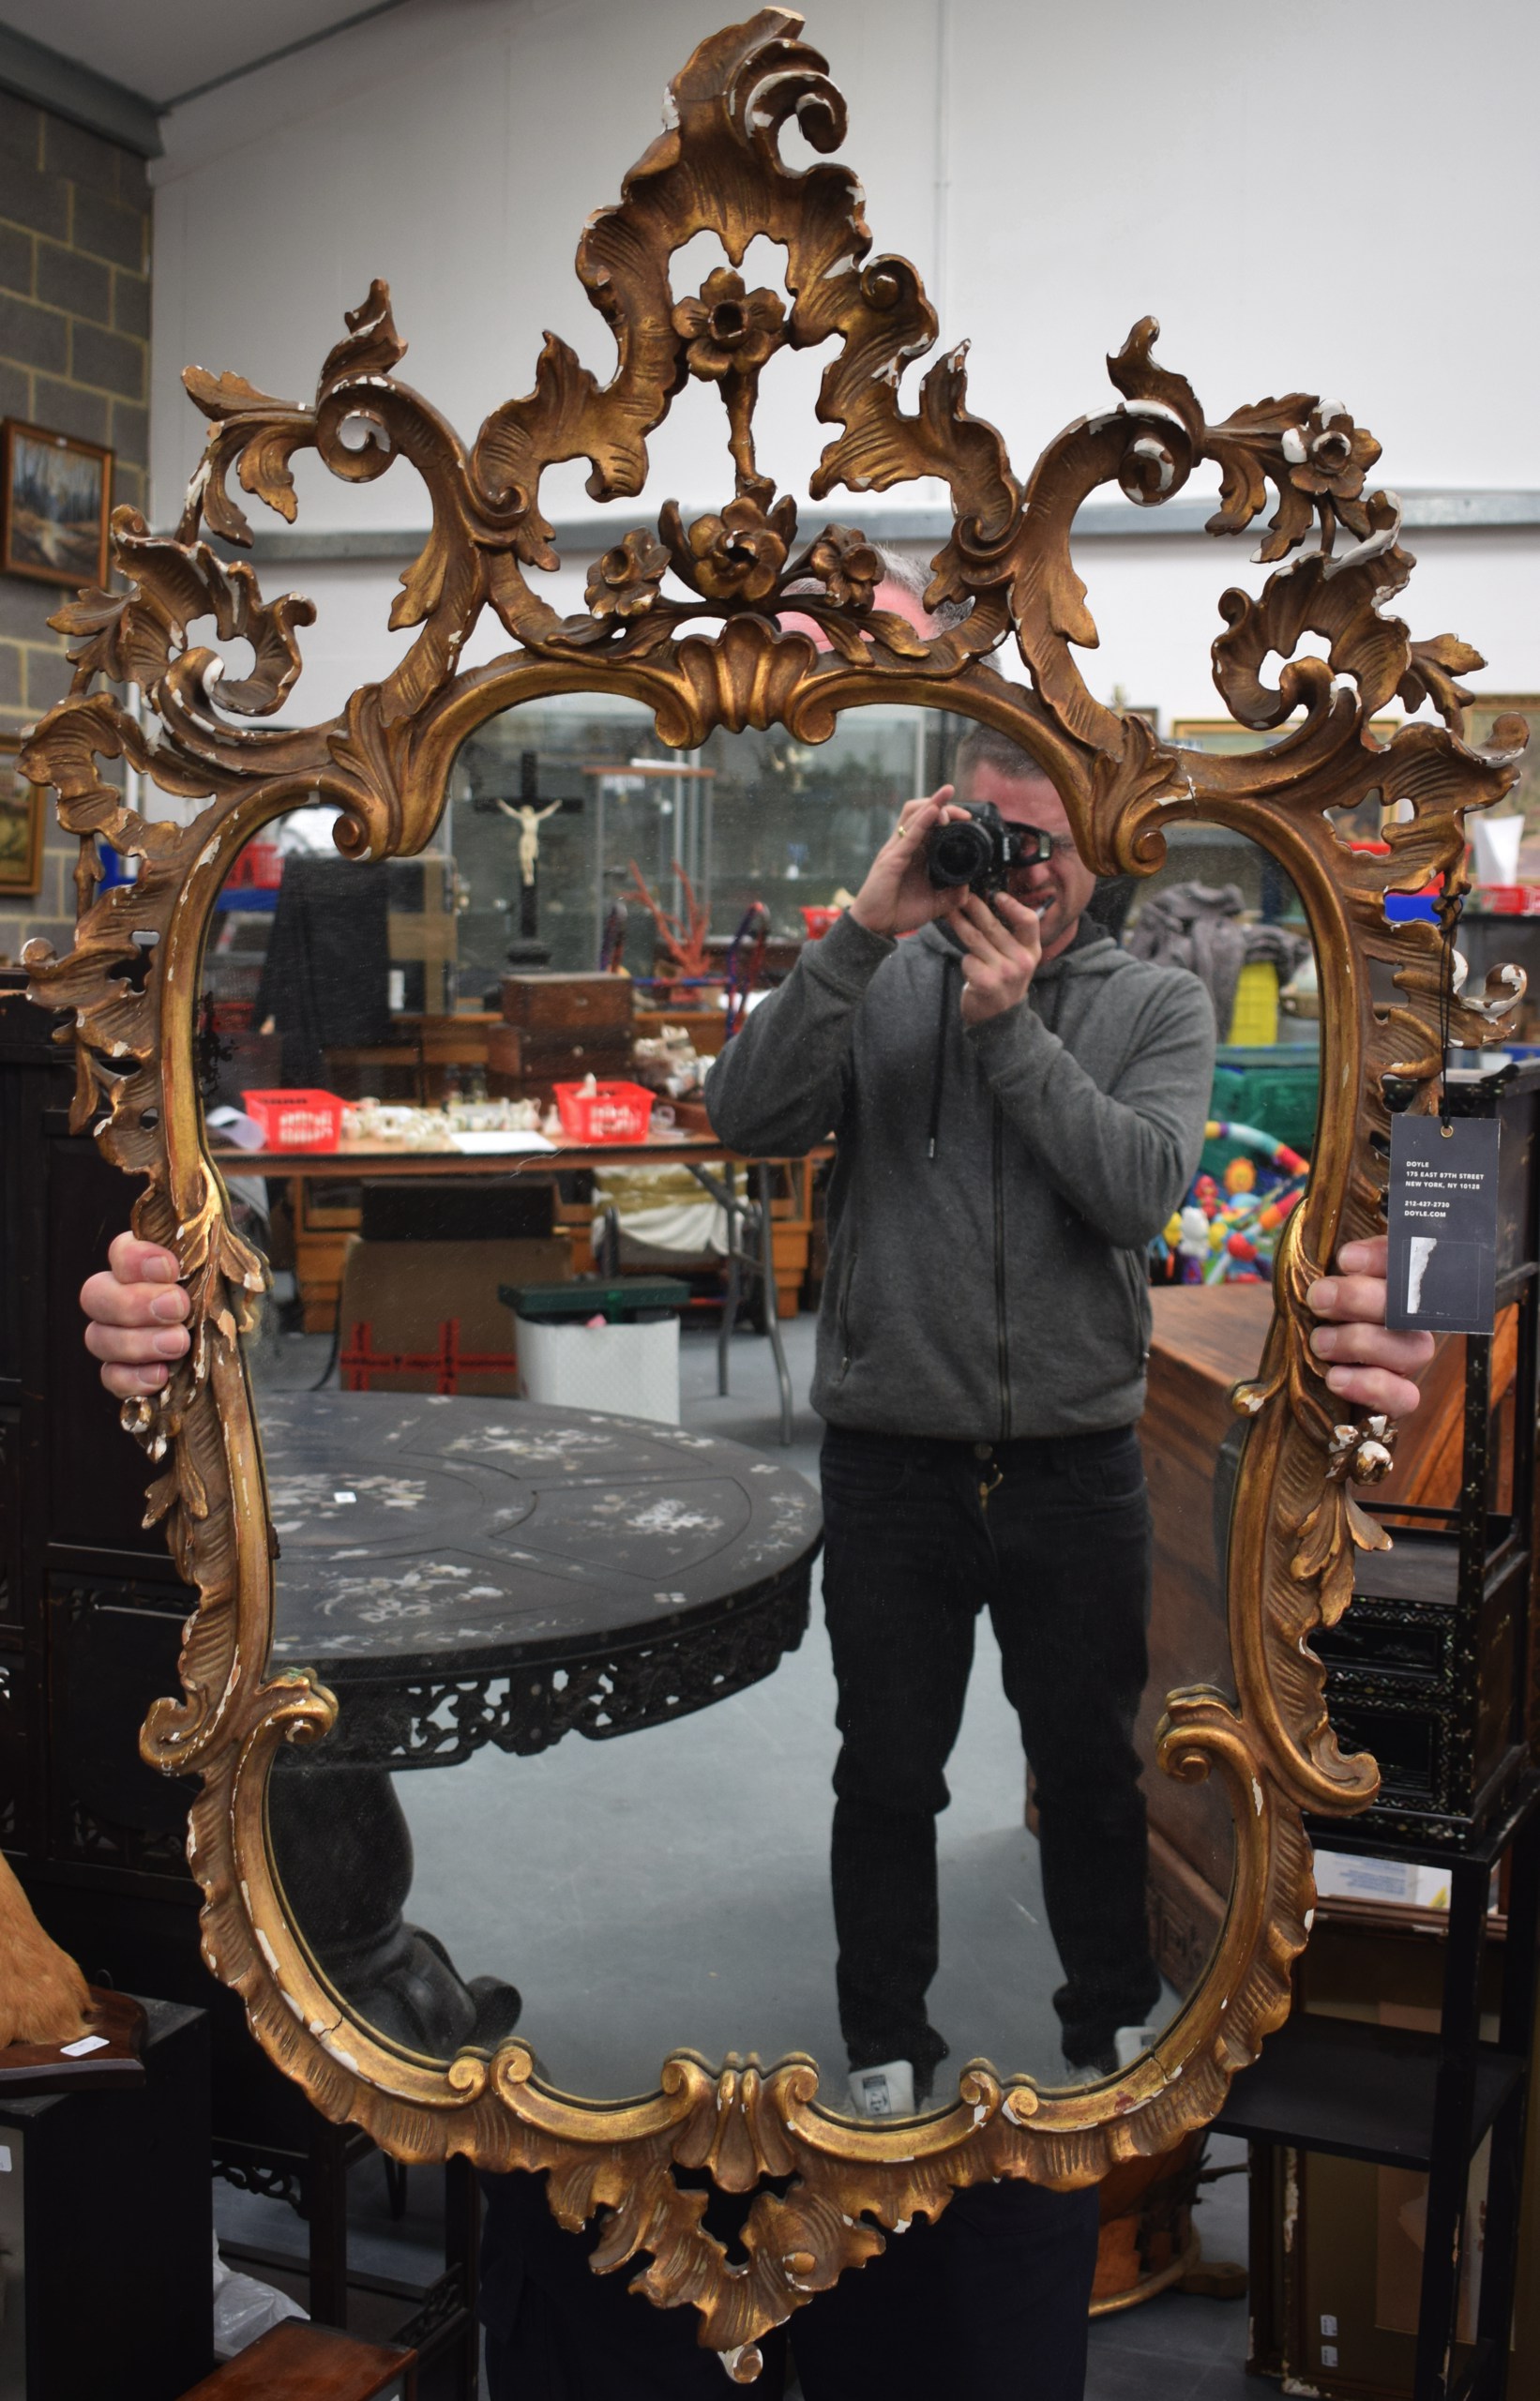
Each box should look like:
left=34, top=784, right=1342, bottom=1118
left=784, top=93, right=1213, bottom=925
left=23, top=8, right=1527, bottom=2376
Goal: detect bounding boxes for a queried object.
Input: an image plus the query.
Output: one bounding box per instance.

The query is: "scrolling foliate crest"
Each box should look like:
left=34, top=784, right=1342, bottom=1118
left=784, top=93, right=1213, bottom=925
left=16, top=5, right=1532, bottom=2373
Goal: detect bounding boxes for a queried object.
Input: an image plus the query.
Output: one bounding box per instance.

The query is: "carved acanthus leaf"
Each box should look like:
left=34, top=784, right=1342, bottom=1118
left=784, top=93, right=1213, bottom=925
left=318, top=277, right=408, bottom=386
left=58, top=513, right=316, bottom=717
left=184, top=365, right=299, bottom=420
left=1081, top=712, right=1192, bottom=874
left=325, top=683, right=426, bottom=857
left=658, top=614, right=817, bottom=746
left=1204, top=396, right=1317, bottom=551
left=1397, top=631, right=1487, bottom=730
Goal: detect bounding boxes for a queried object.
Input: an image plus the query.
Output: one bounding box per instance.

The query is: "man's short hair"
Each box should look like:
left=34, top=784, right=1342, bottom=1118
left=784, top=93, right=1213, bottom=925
left=950, top=725, right=1056, bottom=793
left=873, top=545, right=972, bottom=633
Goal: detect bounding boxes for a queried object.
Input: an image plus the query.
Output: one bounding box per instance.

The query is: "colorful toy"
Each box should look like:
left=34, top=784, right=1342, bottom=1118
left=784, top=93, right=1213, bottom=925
left=1150, top=1118, right=1310, bottom=1286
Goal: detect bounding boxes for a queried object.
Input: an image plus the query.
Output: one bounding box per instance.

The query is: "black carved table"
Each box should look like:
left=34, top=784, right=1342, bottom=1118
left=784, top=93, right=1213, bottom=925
left=255, top=1391, right=822, bottom=2058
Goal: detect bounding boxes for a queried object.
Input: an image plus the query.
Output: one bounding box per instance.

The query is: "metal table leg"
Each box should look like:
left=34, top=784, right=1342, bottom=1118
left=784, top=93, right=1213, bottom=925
left=757, top=1160, right=793, bottom=1448
left=687, top=1158, right=793, bottom=1442
left=717, top=1160, right=738, bottom=1397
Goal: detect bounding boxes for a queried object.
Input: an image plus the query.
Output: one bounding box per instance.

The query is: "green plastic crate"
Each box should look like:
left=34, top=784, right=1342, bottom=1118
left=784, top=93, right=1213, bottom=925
left=1202, top=1045, right=1321, bottom=1179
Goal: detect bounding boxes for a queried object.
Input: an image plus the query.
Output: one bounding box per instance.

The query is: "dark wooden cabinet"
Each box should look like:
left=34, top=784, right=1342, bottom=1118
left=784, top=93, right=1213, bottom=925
left=1312, top=1065, right=1540, bottom=1848
left=0, top=974, right=478, bottom=2386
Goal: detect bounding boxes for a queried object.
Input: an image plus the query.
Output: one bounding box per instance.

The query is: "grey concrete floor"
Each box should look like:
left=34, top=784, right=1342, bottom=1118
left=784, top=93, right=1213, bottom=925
left=225, top=1311, right=1257, bottom=2393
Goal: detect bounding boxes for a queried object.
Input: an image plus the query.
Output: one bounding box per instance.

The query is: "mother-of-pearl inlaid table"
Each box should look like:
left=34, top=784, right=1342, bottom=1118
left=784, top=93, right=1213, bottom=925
left=261, top=1390, right=822, bottom=1761
left=256, top=1390, right=823, bottom=2057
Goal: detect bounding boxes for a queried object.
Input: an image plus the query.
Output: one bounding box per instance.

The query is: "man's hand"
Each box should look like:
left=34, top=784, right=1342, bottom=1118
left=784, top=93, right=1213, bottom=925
left=849, top=787, right=970, bottom=940
left=1306, top=1235, right=1434, bottom=1417
left=82, top=1232, right=188, bottom=1399
left=956, top=889, right=1041, bottom=1025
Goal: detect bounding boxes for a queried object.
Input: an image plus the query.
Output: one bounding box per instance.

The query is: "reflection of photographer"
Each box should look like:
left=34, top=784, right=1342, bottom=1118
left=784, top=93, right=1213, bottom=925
left=709, top=724, right=1217, bottom=2100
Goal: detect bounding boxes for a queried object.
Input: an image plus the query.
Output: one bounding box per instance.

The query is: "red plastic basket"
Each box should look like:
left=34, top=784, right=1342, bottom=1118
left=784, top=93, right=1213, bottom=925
left=241, top=1088, right=345, bottom=1152
left=800, top=905, right=844, bottom=940
left=229, top=839, right=284, bottom=890
left=553, top=1080, right=655, bottom=1143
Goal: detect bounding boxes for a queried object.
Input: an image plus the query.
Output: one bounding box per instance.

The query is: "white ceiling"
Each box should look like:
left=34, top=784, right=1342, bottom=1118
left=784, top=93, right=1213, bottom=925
left=0, top=1, right=400, bottom=109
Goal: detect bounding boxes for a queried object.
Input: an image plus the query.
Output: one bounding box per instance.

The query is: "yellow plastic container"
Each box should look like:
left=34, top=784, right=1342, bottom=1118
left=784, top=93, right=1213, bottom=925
left=1228, top=960, right=1279, bottom=1047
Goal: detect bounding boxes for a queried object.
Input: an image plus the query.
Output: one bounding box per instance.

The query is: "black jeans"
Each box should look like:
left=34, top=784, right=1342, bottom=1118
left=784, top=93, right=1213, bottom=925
left=479, top=2170, right=791, bottom=2398
left=480, top=2167, right=1100, bottom=2401
left=821, top=1420, right=1160, bottom=2075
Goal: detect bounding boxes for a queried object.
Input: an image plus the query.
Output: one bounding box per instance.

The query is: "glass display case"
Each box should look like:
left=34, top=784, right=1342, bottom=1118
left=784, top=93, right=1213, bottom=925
left=448, top=695, right=966, bottom=997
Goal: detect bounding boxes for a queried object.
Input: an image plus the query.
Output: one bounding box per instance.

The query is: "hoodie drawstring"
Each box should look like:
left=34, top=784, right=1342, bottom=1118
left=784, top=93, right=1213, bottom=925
left=928, top=935, right=1080, bottom=1159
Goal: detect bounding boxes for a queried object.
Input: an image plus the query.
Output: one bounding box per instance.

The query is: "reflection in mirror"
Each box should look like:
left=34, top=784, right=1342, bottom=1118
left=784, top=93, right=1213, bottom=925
left=448, top=692, right=959, bottom=991
left=195, top=710, right=1330, bottom=2115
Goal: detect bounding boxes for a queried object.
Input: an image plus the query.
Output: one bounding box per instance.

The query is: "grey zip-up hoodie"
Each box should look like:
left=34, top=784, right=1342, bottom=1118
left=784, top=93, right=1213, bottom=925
left=704, top=909, right=1215, bottom=1441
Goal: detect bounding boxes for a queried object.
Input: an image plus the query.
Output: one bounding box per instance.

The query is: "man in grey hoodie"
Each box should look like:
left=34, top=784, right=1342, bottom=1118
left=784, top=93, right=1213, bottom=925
left=706, top=725, right=1227, bottom=2106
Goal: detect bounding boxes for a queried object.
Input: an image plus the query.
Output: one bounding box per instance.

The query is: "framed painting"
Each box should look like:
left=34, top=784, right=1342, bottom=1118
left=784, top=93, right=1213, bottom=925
left=1, top=420, right=113, bottom=588
left=0, top=734, right=43, bottom=895
left=1456, top=697, right=1540, bottom=876
left=1173, top=715, right=1403, bottom=750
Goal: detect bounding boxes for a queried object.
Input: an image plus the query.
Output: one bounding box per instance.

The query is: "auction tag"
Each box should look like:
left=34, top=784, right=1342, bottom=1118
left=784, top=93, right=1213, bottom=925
left=1386, top=1115, right=1501, bottom=1334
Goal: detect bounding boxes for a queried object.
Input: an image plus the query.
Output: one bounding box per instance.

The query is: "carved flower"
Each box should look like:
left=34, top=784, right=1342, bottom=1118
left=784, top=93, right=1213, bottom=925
left=584, top=528, right=669, bottom=622
left=808, top=525, right=881, bottom=611
left=680, top=494, right=793, bottom=604
left=1282, top=405, right=1381, bottom=505
left=671, top=268, right=785, bottom=383
left=1329, top=1412, right=1397, bottom=1487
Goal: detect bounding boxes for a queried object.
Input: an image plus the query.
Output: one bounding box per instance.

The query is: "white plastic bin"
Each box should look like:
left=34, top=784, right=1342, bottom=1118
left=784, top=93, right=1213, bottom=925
left=516, top=1313, right=681, bottom=1424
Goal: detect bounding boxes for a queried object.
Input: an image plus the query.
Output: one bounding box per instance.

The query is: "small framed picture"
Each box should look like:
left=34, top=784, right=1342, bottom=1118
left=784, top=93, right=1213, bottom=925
left=1170, top=715, right=1404, bottom=753
left=0, top=736, right=44, bottom=896
left=1, top=419, right=113, bottom=588
left=1456, top=695, right=1540, bottom=878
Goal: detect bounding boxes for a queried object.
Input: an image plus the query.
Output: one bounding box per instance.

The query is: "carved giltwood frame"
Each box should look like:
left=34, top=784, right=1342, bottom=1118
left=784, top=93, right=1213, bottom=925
left=23, top=10, right=1528, bottom=2376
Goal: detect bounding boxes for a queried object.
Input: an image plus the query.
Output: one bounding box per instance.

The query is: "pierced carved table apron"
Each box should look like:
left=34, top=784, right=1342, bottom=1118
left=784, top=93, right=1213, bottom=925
left=256, top=1391, right=823, bottom=2056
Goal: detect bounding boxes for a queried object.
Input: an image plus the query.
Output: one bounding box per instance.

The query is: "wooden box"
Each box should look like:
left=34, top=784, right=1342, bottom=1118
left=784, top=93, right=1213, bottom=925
left=485, top=1021, right=633, bottom=1081
left=339, top=1235, right=570, bottom=1396
left=499, top=972, right=634, bottom=1034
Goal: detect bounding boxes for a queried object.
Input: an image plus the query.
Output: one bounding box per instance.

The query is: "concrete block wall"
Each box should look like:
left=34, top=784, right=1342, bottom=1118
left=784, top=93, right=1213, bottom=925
left=0, top=92, right=149, bottom=970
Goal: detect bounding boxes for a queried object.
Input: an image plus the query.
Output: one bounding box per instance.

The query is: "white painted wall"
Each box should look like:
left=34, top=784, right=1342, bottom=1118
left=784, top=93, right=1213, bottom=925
left=146, top=0, right=1540, bottom=729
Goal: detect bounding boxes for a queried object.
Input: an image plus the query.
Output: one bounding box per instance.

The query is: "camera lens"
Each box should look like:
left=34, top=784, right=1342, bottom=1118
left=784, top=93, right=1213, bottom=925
left=927, top=818, right=993, bottom=888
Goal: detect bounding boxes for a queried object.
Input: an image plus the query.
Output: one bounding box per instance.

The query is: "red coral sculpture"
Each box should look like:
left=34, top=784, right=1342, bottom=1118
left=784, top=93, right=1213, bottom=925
left=626, top=860, right=713, bottom=1001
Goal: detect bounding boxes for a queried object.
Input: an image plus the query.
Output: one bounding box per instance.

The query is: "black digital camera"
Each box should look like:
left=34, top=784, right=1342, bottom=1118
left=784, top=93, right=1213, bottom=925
left=925, top=801, right=1051, bottom=897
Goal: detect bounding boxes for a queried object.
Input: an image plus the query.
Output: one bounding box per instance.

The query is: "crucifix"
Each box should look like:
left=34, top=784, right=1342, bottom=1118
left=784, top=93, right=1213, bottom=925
left=474, top=748, right=584, bottom=967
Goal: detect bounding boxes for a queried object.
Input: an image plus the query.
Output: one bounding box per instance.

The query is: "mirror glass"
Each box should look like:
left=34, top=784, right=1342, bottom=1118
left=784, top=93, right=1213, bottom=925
left=190, top=698, right=1332, bottom=2115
